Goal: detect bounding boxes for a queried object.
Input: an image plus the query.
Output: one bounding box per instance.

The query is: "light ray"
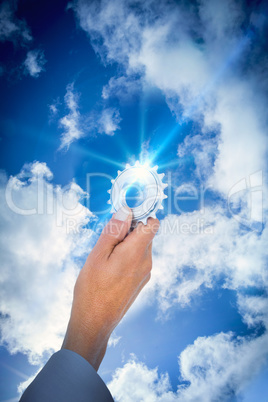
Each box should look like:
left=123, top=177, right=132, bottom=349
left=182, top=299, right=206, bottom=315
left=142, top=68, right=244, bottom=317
left=113, top=134, right=131, bottom=157
left=150, top=121, right=185, bottom=164
left=158, top=159, right=180, bottom=170
left=72, top=143, right=125, bottom=169
left=0, top=361, right=29, bottom=380
left=139, top=92, right=147, bottom=152
left=158, top=155, right=194, bottom=170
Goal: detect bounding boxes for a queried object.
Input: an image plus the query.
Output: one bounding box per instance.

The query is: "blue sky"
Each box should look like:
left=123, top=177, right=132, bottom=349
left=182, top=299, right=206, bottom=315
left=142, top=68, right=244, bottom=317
left=0, top=0, right=268, bottom=401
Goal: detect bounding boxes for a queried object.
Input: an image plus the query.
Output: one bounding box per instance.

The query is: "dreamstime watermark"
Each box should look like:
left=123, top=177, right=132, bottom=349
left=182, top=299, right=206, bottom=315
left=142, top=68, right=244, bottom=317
left=4, top=169, right=264, bottom=235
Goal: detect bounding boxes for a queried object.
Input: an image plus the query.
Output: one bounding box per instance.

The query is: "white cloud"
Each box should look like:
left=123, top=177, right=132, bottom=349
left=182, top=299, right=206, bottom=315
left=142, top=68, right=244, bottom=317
left=102, top=75, right=142, bottom=100
left=237, top=294, right=268, bottom=329
left=0, top=162, right=93, bottom=366
left=23, top=49, right=47, bottom=78
left=48, top=98, right=61, bottom=123
left=207, top=82, right=267, bottom=196
left=59, top=83, right=84, bottom=149
left=49, top=104, right=58, bottom=115
left=177, top=132, right=219, bottom=182
left=0, top=0, right=32, bottom=44
left=108, top=333, right=122, bottom=348
left=59, top=83, right=121, bottom=148
left=97, top=107, right=121, bottom=136
left=177, top=331, right=268, bottom=401
left=108, top=331, right=268, bottom=402
left=49, top=102, right=59, bottom=116
left=108, top=354, right=174, bottom=402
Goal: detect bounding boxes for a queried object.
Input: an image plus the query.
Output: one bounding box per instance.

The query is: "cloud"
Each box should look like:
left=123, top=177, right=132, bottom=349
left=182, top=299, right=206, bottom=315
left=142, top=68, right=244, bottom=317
left=0, top=0, right=32, bottom=44
left=108, top=333, right=122, bottom=348
left=108, top=354, right=174, bottom=402
left=207, top=82, right=267, bottom=196
left=177, top=80, right=268, bottom=199
left=59, top=83, right=121, bottom=149
left=108, top=330, right=268, bottom=401
left=0, top=162, right=93, bottom=366
left=23, top=49, right=47, bottom=78
left=177, top=131, right=219, bottom=183
left=177, top=330, right=268, bottom=401
left=48, top=98, right=61, bottom=123
left=49, top=104, right=58, bottom=115
left=96, top=107, right=121, bottom=136
left=59, top=83, right=84, bottom=149
left=102, top=75, right=142, bottom=100
left=49, top=102, right=59, bottom=116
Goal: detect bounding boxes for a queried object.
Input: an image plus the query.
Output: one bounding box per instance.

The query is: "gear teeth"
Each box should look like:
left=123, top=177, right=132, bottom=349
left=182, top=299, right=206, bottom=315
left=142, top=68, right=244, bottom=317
left=159, top=173, right=165, bottom=179
left=152, top=165, right=158, bottom=171
left=110, top=207, right=116, bottom=213
left=139, top=217, right=147, bottom=225
left=162, top=183, right=168, bottom=189
left=126, top=163, right=131, bottom=168
left=159, top=205, right=164, bottom=210
left=107, top=189, right=111, bottom=194
left=163, top=194, right=168, bottom=199
left=135, top=161, right=140, bottom=166
left=117, top=170, right=122, bottom=175
left=107, top=199, right=111, bottom=204
left=150, top=213, right=156, bottom=219
left=111, top=179, right=115, bottom=184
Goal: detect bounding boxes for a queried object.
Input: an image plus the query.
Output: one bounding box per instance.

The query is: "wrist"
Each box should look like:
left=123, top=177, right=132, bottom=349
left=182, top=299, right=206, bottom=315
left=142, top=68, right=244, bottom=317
left=61, top=316, right=111, bottom=371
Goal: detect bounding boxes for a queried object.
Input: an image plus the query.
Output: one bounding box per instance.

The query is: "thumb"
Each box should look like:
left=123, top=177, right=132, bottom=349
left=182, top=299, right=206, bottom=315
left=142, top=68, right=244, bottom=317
left=96, top=206, right=132, bottom=256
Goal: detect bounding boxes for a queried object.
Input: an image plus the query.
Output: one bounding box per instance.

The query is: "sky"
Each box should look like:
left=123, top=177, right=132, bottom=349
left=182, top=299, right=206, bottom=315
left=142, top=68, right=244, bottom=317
left=0, top=0, right=268, bottom=401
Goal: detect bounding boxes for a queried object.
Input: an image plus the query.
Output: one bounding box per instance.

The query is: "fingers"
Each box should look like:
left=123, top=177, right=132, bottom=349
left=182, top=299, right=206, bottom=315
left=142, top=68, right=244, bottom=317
left=95, top=207, right=132, bottom=256
left=124, top=217, right=160, bottom=251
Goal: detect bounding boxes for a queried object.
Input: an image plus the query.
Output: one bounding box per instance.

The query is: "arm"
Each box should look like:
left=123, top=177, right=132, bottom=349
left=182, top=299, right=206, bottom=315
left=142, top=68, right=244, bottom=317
left=20, top=207, right=159, bottom=401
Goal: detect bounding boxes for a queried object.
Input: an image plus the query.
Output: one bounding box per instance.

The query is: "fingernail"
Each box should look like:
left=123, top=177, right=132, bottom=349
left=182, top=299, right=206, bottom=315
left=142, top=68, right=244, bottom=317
left=114, top=206, right=132, bottom=221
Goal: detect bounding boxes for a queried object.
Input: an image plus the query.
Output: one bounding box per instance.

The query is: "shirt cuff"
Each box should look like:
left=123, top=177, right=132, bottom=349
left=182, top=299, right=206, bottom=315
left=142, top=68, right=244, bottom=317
left=20, top=349, right=114, bottom=402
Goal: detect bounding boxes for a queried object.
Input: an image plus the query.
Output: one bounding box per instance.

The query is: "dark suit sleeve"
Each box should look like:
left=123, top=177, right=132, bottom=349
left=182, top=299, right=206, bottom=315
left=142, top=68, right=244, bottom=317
left=19, top=349, right=114, bottom=402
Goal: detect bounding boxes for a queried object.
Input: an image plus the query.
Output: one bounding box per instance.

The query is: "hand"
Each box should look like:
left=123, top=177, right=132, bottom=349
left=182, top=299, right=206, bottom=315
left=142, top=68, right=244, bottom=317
left=62, top=207, right=159, bottom=371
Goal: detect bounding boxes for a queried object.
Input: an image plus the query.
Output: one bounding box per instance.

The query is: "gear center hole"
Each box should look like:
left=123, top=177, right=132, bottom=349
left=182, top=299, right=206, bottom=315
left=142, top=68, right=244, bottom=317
left=125, top=181, right=146, bottom=208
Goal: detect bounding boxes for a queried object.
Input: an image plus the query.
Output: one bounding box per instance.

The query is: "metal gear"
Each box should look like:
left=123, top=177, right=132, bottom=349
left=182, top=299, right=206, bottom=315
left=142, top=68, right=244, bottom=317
left=107, top=161, right=168, bottom=224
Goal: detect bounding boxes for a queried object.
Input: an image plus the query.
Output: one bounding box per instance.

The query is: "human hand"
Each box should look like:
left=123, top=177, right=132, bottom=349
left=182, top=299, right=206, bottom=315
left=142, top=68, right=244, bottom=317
left=62, top=207, right=159, bottom=371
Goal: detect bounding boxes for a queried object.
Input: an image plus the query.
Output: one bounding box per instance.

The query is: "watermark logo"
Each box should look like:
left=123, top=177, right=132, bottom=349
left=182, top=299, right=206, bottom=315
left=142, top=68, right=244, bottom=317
left=4, top=169, right=264, bottom=235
